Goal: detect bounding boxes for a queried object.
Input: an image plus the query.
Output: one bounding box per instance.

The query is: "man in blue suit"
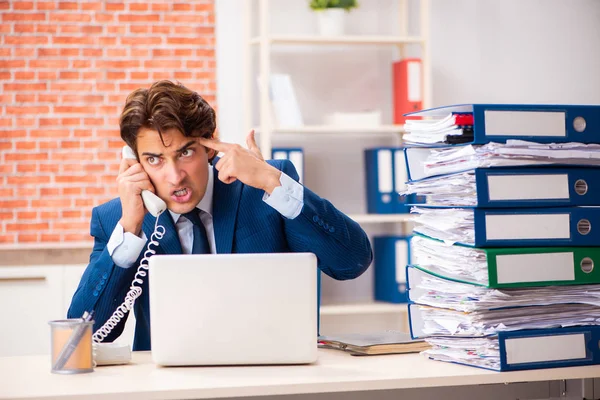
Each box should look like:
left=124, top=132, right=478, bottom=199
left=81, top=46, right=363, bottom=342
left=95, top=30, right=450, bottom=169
left=68, top=81, right=373, bottom=351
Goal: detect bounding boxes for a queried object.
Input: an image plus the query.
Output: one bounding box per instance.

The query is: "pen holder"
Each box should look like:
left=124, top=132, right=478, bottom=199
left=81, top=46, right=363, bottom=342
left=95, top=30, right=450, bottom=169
left=49, top=319, right=94, bottom=374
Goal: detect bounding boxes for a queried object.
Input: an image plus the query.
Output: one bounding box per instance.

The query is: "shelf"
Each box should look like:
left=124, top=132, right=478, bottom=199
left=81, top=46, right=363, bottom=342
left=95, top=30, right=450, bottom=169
left=249, top=35, right=424, bottom=46
left=347, top=214, right=413, bottom=223
left=264, top=125, right=405, bottom=134
left=320, top=302, right=407, bottom=316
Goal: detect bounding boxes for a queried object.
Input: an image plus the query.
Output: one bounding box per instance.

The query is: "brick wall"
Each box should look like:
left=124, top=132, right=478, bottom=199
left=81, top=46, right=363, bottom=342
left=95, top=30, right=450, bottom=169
left=0, top=0, right=216, bottom=246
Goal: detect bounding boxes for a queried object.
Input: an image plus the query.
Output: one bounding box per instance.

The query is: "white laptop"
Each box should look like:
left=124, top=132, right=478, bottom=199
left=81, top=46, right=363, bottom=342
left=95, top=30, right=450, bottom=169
left=148, top=252, right=318, bottom=366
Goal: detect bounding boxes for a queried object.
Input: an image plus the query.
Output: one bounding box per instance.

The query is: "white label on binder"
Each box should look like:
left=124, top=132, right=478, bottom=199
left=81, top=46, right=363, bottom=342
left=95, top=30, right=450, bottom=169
left=407, top=61, right=421, bottom=102
left=394, top=150, right=407, bottom=192
left=487, top=174, right=569, bottom=201
left=395, top=240, right=408, bottom=283
left=272, top=151, right=287, bottom=160
left=484, top=110, right=566, bottom=137
left=289, top=151, right=303, bottom=184
left=377, top=150, right=393, bottom=193
left=485, top=214, right=570, bottom=240
left=505, top=333, right=586, bottom=365
left=496, top=252, right=574, bottom=284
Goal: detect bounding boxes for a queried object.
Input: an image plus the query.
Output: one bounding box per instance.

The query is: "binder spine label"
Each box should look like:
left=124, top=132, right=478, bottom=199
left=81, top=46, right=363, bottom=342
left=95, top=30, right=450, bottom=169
left=377, top=150, right=393, bottom=193
left=495, top=252, right=575, bottom=284
left=485, top=214, right=571, bottom=240
left=395, top=240, right=408, bottom=283
left=484, top=110, right=566, bottom=137
left=487, top=174, right=569, bottom=201
left=505, top=333, right=587, bottom=365
left=394, top=150, right=407, bottom=192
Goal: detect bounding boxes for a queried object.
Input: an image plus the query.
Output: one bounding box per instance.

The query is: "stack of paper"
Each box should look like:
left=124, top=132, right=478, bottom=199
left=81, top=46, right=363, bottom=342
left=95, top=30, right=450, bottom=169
left=424, top=336, right=501, bottom=370
left=403, top=113, right=474, bottom=144
left=410, top=207, right=475, bottom=245
left=318, top=331, right=430, bottom=356
left=419, top=140, right=600, bottom=178
left=403, top=171, right=478, bottom=206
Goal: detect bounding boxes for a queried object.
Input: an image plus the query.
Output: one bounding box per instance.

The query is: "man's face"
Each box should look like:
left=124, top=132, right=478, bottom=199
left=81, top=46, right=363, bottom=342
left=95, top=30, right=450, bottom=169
left=136, top=127, right=213, bottom=215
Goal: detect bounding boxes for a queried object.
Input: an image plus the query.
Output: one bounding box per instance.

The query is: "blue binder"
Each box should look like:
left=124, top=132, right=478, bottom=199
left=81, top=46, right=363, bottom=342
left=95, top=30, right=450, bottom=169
left=406, top=103, right=600, bottom=144
left=365, top=148, right=424, bottom=214
left=373, top=236, right=411, bottom=303
left=411, top=166, right=600, bottom=208
left=272, top=147, right=304, bottom=184
left=414, top=206, right=600, bottom=247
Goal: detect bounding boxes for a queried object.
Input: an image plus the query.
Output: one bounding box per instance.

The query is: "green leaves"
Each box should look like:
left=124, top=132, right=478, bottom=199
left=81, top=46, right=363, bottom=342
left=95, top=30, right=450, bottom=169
left=309, top=0, right=358, bottom=11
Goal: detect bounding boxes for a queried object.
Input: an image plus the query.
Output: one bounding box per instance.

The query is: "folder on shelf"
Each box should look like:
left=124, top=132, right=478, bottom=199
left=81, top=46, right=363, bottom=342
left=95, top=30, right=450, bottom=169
left=318, top=331, right=429, bottom=356
left=393, top=58, right=422, bottom=124
left=364, top=148, right=424, bottom=214
left=404, top=166, right=600, bottom=208
left=272, top=147, right=304, bottom=184
left=411, top=206, right=600, bottom=247
left=404, top=142, right=600, bottom=181
left=411, top=234, right=600, bottom=288
left=404, top=103, right=600, bottom=145
left=374, top=236, right=411, bottom=304
left=424, top=325, right=600, bottom=372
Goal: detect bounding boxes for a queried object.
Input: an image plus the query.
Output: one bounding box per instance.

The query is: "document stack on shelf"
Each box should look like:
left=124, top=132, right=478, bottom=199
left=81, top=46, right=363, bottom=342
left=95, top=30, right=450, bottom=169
left=401, top=103, right=600, bottom=371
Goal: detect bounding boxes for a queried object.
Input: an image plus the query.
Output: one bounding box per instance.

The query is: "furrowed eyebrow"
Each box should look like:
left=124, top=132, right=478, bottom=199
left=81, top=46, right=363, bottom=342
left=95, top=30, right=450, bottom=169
left=176, top=140, right=197, bottom=153
left=141, top=152, right=162, bottom=157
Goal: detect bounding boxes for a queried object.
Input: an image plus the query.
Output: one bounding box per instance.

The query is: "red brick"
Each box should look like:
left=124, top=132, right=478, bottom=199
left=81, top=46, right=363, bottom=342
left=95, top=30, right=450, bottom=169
left=62, top=187, right=81, bottom=196
left=14, top=141, right=36, bottom=150
left=58, top=2, right=78, bottom=10
left=0, top=129, right=27, bottom=138
left=37, top=2, right=57, bottom=10
left=82, top=48, right=102, bottom=57
left=61, top=118, right=81, bottom=125
left=106, top=25, right=125, bottom=34
left=128, top=3, right=148, bottom=11
left=82, top=71, right=104, bottom=80
left=4, top=83, right=47, bottom=91
left=62, top=210, right=82, bottom=218
left=51, top=82, right=93, bottom=92
left=5, top=36, right=49, bottom=45
left=2, top=12, right=46, bottom=20
left=29, top=129, right=71, bottom=138
left=129, top=25, right=149, bottom=34
left=54, top=175, right=97, bottom=184
left=95, top=13, right=114, bottom=23
left=0, top=211, right=14, bottom=220
left=0, top=119, right=12, bottom=128
left=31, top=199, right=71, bottom=208
left=15, top=117, right=35, bottom=126
left=96, top=60, right=140, bottom=69
left=75, top=199, right=94, bottom=207
left=13, top=71, right=35, bottom=80
left=84, top=118, right=104, bottom=126
left=50, top=13, right=91, bottom=22
left=121, top=36, right=161, bottom=45
left=0, top=201, right=28, bottom=209
left=14, top=23, right=35, bottom=33
left=106, top=48, right=126, bottom=57
left=5, top=153, right=48, bottom=163
left=29, top=59, right=69, bottom=68
left=0, top=235, right=16, bottom=244
left=39, top=160, right=59, bottom=169
left=107, top=71, right=126, bottom=80
left=0, top=48, right=10, bottom=57
left=60, top=25, right=79, bottom=33
left=72, top=60, right=91, bottom=68
left=6, top=223, right=49, bottom=232
left=118, top=13, right=159, bottom=22
left=58, top=48, right=79, bottom=56
left=40, top=188, right=60, bottom=196
left=81, top=2, right=102, bottom=11
left=40, top=211, right=60, bottom=219
left=130, top=71, right=148, bottom=80
left=60, top=140, right=80, bottom=149
left=81, top=25, right=103, bottom=34
left=36, top=23, right=58, bottom=33
left=39, top=93, right=59, bottom=102
left=17, top=211, right=37, bottom=220
left=105, top=2, right=125, bottom=11
left=54, top=106, right=97, bottom=114
left=0, top=60, right=25, bottom=68
left=174, top=49, right=193, bottom=57
left=151, top=25, right=170, bottom=34
left=151, top=3, right=170, bottom=11
left=38, top=71, right=58, bottom=80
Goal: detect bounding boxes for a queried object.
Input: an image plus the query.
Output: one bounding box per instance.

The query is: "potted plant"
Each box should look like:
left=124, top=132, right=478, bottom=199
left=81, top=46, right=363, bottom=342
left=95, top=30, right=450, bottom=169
left=309, top=0, right=358, bottom=36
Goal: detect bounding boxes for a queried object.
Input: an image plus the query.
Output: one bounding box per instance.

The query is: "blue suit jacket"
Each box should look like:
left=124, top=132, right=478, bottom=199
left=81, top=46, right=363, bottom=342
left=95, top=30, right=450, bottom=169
left=68, top=159, right=372, bottom=351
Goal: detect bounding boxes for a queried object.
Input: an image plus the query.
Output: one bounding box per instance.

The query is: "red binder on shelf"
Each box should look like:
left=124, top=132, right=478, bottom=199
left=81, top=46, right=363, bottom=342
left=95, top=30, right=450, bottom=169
left=393, top=58, right=422, bottom=124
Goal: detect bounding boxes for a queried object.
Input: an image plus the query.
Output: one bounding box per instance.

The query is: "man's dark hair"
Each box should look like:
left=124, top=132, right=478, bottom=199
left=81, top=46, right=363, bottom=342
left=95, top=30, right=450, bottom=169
left=119, top=80, right=216, bottom=154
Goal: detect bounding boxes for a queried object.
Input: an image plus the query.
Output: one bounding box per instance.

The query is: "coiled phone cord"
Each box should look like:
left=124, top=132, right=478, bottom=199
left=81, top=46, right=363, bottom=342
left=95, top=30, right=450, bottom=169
left=91, top=218, right=165, bottom=360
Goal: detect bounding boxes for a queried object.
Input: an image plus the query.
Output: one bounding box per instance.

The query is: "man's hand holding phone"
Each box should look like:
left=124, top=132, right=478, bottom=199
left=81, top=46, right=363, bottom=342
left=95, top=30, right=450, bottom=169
left=117, top=156, right=156, bottom=236
left=198, top=130, right=282, bottom=194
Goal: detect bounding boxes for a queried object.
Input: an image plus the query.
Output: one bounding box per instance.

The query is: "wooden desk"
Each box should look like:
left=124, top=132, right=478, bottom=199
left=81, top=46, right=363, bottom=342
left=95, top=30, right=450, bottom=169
left=2, top=349, right=600, bottom=400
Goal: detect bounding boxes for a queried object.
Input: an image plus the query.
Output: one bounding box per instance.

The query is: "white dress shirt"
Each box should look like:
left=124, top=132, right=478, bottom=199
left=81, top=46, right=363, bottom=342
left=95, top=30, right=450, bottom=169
left=107, top=166, right=303, bottom=268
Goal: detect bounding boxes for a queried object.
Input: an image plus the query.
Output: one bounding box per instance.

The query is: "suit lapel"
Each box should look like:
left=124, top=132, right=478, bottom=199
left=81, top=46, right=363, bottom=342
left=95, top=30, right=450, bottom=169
left=212, top=164, right=242, bottom=254
left=142, top=211, right=182, bottom=255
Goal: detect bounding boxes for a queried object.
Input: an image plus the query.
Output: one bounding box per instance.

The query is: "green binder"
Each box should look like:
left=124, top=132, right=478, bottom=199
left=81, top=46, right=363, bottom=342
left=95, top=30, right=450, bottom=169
left=411, top=234, right=600, bottom=288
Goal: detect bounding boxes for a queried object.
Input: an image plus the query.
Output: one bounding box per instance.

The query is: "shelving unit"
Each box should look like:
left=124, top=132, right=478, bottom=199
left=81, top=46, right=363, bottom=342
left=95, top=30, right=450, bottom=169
left=244, top=1, right=431, bottom=320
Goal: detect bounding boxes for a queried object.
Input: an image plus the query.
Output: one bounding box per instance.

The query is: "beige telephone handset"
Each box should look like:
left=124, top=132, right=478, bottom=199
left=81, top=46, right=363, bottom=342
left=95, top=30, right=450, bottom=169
left=121, top=146, right=167, bottom=217
left=90, top=146, right=168, bottom=366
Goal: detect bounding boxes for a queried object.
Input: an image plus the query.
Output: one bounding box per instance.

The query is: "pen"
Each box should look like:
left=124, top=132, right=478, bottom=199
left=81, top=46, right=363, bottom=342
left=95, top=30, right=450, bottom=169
left=53, top=310, right=95, bottom=371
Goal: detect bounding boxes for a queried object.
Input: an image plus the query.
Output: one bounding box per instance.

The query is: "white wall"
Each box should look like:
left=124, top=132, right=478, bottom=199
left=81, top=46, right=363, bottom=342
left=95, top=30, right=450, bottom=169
left=215, top=0, right=600, bottom=305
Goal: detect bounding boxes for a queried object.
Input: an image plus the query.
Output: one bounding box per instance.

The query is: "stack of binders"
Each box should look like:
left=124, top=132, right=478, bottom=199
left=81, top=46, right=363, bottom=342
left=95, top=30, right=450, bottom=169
left=402, top=103, right=600, bottom=371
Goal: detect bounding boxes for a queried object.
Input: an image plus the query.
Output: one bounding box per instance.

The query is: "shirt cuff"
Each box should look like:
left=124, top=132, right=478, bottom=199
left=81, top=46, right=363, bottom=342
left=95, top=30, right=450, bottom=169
left=262, top=172, right=304, bottom=219
left=107, top=223, right=148, bottom=269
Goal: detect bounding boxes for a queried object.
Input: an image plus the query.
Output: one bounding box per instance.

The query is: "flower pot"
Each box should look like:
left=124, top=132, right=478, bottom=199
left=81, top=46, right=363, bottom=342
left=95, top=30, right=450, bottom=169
left=317, top=8, right=346, bottom=36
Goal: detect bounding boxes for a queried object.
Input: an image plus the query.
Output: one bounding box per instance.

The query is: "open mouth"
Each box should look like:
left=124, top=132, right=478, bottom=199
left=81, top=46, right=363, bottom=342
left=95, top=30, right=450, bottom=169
left=171, top=187, right=192, bottom=203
